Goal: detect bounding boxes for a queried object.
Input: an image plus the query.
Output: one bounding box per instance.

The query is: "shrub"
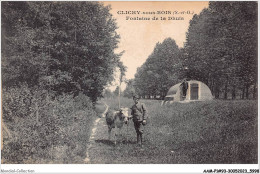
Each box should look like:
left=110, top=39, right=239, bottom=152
left=2, top=85, right=96, bottom=163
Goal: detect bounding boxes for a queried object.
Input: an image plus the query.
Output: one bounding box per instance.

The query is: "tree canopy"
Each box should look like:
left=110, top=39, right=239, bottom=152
left=134, top=38, right=181, bottom=99
left=2, top=1, right=124, bottom=103
left=184, top=1, right=257, bottom=99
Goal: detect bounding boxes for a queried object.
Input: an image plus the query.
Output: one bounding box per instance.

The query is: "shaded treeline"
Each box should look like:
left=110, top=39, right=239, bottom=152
left=1, top=1, right=124, bottom=163
left=128, top=2, right=257, bottom=100
left=2, top=1, right=123, bottom=102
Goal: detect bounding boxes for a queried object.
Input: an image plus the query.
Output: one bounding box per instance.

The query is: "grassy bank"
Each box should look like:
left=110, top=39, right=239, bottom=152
left=2, top=88, right=97, bottom=164
left=149, top=100, right=257, bottom=163
left=99, top=97, right=257, bottom=164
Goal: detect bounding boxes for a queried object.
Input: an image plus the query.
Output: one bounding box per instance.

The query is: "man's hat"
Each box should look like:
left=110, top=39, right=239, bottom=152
left=133, top=94, right=140, bottom=99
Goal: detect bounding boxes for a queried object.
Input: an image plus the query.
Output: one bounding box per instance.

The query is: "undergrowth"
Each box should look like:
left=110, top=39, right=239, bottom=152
left=2, top=86, right=96, bottom=164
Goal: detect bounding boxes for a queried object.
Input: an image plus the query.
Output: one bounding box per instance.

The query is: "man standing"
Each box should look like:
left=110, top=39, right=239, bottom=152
left=181, top=78, right=189, bottom=98
left=130, top=95, right=147, bottom=147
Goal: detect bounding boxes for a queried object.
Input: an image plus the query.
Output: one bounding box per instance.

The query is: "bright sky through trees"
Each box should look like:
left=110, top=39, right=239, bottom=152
left=103, top=1, right=209, bottom=90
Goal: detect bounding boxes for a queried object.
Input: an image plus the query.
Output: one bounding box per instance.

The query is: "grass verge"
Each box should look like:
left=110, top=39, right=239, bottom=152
left=97, top=97, right=257, bottom=164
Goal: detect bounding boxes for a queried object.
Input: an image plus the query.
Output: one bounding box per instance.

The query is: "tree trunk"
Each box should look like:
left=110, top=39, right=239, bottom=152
left=253, top=82, right=257, bottom=99
left=215, top=92, right=219, bottom=99
left=246, top=84, right=249, bottom=99
left=75, top=28, right=77, bottom=41
left=118, top=83, right=121, bottom=109
left=232, top=85, right=236, bottom=99
left=242, top=86, right=245, bottom=99
left=207, top=73, right=211, bottom=89
left=214, top=83, right=219, bottom=99
left=36, top=102, right=39, bottom=124
left=224, top=76, right=228, bottom=99
left=211, top=79, right=215, bottom=96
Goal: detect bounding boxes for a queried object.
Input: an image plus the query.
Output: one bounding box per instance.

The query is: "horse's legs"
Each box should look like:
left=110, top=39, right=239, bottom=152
left=118, top=127, right=122, bottom=141
left=108, top=127, right=112, bottom=141
left=114, top=128, right=117, bottom=145
left=140, top=134, right=143, bottom=147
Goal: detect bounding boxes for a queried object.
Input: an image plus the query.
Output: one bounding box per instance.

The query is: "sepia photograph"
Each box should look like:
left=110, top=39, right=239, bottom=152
left=1, top=0, right=259, bottom=173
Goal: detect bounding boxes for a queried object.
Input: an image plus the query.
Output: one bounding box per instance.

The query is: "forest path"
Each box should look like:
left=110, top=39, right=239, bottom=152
left=83, top=101, right=140, bottom=164
left=84, top=103, right=108, bottom=163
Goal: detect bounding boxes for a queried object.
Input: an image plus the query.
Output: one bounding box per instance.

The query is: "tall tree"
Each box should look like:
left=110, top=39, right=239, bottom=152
left=123, top=79, right=135, bottom=98
left=184, top=1, right=257, bottom=99
left=134, top=38, right=181, bottom=98
left=2, top=1, right=123, bottom=103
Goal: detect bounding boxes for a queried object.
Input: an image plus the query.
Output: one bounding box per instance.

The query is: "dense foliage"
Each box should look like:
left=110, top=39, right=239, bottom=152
left=134, top=38, right=182, bottom=99
left=184, top=2, right=257, bottom=99
left=2, top=1, right=122, bottom=102
left=1, top=1, right=123, bottom=163
left=2, top=88, right=96, bottom=163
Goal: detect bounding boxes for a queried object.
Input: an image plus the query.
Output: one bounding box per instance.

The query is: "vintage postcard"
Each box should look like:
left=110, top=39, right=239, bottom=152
left=1, top=1, right=259, bottom=173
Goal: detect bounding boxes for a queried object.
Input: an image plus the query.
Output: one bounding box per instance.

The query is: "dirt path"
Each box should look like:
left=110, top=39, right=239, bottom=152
left=83, top=100, right=183, bottom=164
left=83, top=103, right=140, bottom=164
left=84, top=103, right=108, bottom=163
